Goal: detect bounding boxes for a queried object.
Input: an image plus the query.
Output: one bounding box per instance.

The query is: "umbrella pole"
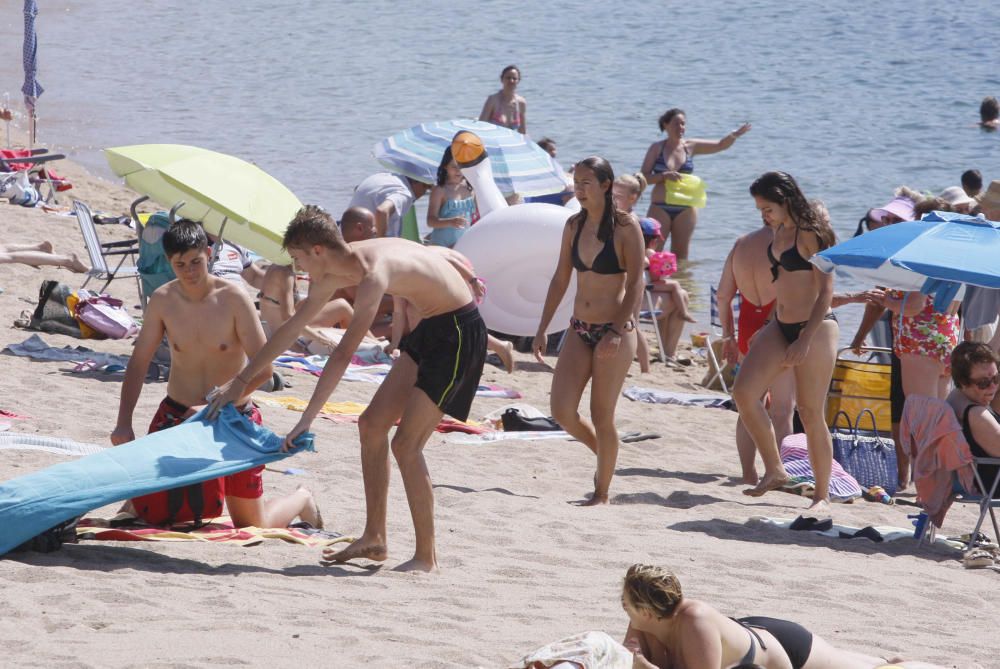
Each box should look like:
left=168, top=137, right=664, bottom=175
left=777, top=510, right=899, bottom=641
left=210, top=217, right=229, bottom=272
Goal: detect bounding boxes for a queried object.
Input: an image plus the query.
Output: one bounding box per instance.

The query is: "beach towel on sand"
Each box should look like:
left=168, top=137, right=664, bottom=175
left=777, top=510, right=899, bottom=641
left=0, top=405, right=314, bottom=556
left=510, top=631, right=632, bottom=669
left=623, top=386, right=733, bottom=409
left=75, top=516, right=350, bottom=548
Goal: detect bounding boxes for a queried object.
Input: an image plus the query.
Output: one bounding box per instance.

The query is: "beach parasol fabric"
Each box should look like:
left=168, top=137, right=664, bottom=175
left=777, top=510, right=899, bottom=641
left=21, top=0, right=43, bottom=145
left=812, top=211, right=1000, bottom=309
left=104, top=144, right=302, bottom=263
left=373, top=119, right=566, bottom=197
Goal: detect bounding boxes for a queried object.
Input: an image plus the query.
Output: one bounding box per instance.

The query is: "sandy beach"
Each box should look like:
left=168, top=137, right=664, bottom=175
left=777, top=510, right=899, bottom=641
left=0, top=160, right=996, bottom=669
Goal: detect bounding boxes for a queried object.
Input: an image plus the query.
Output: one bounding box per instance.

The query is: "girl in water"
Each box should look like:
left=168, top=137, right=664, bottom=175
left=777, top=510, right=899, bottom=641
left=533, top=156, right=645, bottom=505
left=732, top=172, right=838, bottom=517
left=426, top=146, right=477, bottom=248
left=640, top=108, right=750, bottom=260
left=622, top=564, right=949, bottom=669
left=479, top=65, right=526, bottom=134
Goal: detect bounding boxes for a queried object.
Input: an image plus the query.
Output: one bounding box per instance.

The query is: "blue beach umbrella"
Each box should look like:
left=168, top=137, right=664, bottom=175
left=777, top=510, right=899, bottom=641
left=373, top=119, right=566, bottom=197
left=20, top=0, right=43, bottom=146
left=812, top=211, right=1000, bottom=309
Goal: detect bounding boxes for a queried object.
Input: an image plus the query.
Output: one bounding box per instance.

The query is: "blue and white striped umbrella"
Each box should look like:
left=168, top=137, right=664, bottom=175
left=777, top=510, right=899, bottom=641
left=373, top=119, right=567, bottom=197
left=20, top=0, right=43, bottom=114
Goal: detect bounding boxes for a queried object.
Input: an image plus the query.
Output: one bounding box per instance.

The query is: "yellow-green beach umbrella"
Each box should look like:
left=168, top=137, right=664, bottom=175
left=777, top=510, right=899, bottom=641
left=104, top=144, right=302, bottom=263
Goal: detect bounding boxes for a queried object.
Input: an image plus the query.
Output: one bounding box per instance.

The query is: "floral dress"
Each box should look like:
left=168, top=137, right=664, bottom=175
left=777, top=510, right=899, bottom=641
left=886, top=290, right=960, bottom=368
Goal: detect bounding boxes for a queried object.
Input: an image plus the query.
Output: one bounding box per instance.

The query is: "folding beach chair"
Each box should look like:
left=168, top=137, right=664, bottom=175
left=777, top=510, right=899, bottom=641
left=638, top=272, right=666, bottom=363
left=0, top=148, right=70, bottom=204
left=705, top=286, right=739, bottom=393
left=902, top=396, right=1000, bottom=548
left=74, top=199, right=142, bottom=297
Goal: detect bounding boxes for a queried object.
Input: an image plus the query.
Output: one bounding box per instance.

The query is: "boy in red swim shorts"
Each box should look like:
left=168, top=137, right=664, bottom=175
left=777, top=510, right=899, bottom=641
left=112, top=220, right=321, bottom=529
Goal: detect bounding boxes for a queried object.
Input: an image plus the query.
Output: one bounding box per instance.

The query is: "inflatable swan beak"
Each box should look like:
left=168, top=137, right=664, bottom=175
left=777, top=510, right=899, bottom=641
left=451, top=131, right=508, bottom=218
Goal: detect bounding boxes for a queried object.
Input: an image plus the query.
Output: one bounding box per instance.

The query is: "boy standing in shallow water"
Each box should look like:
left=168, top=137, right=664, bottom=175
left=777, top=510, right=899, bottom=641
left=208, top=206, right=487, bottom=572
left=111, top=220, right=322, bottom=529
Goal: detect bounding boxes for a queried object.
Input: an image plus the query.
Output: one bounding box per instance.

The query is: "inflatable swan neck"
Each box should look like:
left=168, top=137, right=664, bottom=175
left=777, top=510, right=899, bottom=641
left=451, top=130, right=508, bottom=218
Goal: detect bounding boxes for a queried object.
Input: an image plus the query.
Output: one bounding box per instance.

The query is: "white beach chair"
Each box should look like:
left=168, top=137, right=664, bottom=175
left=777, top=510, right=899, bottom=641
left=704, top=286, right=740, bottom=393
left=74, top=199, right=142, bottom=297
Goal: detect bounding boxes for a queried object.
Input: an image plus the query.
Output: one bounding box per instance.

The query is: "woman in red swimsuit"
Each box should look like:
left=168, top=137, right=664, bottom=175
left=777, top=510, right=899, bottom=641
left=479, top=65, right=526, bottom=134
left=732, top=172, right=839, bottom=518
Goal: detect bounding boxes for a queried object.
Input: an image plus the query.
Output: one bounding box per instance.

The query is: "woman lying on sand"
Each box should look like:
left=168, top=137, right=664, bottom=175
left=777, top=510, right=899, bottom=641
left=622, top=564, right=948, bottom=669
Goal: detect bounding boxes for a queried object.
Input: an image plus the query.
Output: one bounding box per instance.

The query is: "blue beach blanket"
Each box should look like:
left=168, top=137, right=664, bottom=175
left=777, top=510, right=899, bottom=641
left=0, top=405, right=314, bottom=556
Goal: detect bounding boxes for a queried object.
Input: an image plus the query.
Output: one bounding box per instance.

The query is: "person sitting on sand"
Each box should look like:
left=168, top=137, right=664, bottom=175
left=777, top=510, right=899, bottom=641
left=0, top=240, right=88, bottom=273
left=622, top=564, right=949, bottom=669
left=386, top=245, right=515, bottom=373
left=980, top=96, right=999, bottom=130
left=533, top=156, right=645, bottom=505
left=348, top=173, right=429, bottom=238
left=732, top=173, right=838, bottom=518
left=718, top=219, right=795, bottom=486
left=258, top=263, right=355, bottom=352
left=111, top=220, right=321, bottom=529
left=208, top=205, right=487, bottom=572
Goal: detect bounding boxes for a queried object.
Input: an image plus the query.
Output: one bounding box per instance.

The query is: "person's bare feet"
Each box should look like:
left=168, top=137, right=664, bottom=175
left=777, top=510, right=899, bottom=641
left=743, top=473, right=790, bottom=497
left=297, top=486, right=323, bottom=529
left=580, top=493, right=609, bottom=506
left=498, top=341, right=515, bottom=373
left=67, top=253, right=89, bottom=274
left=38, top=241, right=53, bottom=253
left=741, top=472, right=760, bottom=486
left=322, top=537, right=387, bottom=564
left=680, top=309, right=697, bottom=323
left=807, top=498, right=831, bottom=517
left=393, top=557, right=437, bottom=573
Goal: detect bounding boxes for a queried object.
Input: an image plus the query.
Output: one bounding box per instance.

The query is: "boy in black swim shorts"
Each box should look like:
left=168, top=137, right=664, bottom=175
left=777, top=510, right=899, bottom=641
left=209, top=205, right=487, bottom=572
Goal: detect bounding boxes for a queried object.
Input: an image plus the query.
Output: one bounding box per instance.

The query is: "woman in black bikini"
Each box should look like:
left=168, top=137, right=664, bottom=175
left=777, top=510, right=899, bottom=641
left=532, top=156, right=645, bottom=505
left=732, top=172, right=838, bottom=516
left=640, top=108, right=751, bottom=260
left=621, top=564, right=947, bottom=669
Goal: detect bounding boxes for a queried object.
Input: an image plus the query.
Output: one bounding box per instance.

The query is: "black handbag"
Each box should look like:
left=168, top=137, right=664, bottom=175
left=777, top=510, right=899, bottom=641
left=501, top=408, right=562, bottom=432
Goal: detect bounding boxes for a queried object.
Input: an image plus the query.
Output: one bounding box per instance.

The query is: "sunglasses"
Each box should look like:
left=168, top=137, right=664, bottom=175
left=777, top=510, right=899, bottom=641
left=970, top=374, right=1000, bottom=390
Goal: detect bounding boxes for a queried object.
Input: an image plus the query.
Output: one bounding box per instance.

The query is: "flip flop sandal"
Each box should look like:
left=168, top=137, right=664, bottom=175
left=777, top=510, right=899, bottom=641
left=963, top=547, right=996, bottom=569
left=71, top=360, right=99, bottom=373
left=13, top=309, right=32, bottom=329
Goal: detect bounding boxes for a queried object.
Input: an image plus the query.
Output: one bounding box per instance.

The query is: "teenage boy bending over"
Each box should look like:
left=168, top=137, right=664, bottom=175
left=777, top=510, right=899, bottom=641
left=112, top=220, right=321, bottom=529
left=208, top=205, right=487, bottom=572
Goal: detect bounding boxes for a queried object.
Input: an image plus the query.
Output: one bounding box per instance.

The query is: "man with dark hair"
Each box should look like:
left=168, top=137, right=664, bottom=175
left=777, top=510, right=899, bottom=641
left=112, top=220, right=322, bottom=529
left=209, top=205, right=487, bottom=571
left=961, top=169, right=983, bottom=199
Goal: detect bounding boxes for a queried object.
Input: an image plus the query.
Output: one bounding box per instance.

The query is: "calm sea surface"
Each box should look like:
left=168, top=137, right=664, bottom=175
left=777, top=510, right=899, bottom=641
left=2, top=0, right=999, bottom=340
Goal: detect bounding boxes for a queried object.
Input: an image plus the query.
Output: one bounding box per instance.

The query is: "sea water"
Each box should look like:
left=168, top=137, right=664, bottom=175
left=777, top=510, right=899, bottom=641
left=1, top=0, right=998, bottom=340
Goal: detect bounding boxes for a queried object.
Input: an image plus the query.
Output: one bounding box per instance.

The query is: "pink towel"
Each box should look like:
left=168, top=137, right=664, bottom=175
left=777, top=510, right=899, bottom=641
left=900, top=395, right=975, bottom=528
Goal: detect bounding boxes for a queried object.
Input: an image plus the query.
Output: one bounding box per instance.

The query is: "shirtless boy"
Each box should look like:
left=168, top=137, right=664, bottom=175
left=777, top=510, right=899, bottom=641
left=208, top=206, right=487, bottom=572
left=112, top=220, right=321, bottom=529
left=717, top=223, right=794, bottom=485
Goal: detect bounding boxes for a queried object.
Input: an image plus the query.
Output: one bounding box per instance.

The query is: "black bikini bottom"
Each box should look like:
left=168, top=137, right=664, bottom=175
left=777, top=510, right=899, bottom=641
left=776, top=312, right=837, bottom=344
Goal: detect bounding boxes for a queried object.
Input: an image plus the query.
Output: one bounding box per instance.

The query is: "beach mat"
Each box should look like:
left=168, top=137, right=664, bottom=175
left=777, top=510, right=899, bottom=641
left=76, top=516, right=350, bottom=548
left=0, top=405, right=314, bottom=556
left=749, top=516, right=964, bottom=549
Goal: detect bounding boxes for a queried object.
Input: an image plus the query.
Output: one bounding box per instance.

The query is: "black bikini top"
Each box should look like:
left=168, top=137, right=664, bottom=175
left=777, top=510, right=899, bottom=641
left=767, top=227, right=813, bottom=281
left=571, top=218, right=624, bottom=274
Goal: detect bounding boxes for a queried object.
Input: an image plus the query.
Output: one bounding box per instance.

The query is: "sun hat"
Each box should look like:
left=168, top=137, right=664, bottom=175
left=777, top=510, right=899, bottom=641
left=979, top=180, right=1000, bottom=213
left=938, top=186, right=977, bottom=209
left=869, top=196, right=915, bottom=224
left=639, top=217, right=662, bottom=237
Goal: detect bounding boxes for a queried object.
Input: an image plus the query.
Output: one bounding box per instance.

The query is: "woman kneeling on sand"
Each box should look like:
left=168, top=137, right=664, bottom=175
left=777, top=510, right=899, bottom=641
left=533, top=156, right=645, bottom=505
left=622, top=564, right=947, bottom=669
left=732, top=172, right=838, bottom=518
